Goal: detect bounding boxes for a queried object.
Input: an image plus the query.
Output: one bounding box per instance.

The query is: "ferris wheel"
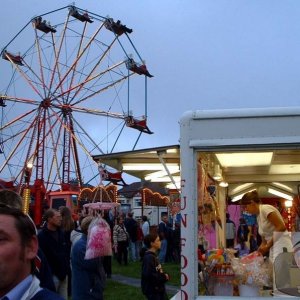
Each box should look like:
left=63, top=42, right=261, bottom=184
left=0, top=5, right=153, bottom=194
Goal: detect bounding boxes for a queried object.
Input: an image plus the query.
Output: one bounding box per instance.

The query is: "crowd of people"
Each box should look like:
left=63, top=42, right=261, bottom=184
left=0, top=189, right=180, bottom=300
left=3, top=186, right=299, bottom=299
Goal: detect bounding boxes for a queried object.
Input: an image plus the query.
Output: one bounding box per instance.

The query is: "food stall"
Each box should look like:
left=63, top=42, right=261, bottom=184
left=178, top=107, right=300, bottom=299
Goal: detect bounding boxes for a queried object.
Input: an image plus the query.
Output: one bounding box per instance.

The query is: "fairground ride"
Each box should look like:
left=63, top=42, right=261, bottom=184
left=0, top=5, right=153, bottom=224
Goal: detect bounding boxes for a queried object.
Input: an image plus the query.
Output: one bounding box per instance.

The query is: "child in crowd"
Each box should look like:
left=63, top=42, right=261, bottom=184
left=141, top=233, right=169, bottom=300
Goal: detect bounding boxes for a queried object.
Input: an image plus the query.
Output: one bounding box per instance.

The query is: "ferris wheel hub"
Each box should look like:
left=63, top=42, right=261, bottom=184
left=40, top=98, right=51, bottom=108
left=62, top=105, right=73, bottom=115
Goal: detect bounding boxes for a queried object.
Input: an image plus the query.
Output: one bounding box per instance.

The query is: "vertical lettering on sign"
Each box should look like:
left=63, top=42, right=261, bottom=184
left=181, top=253, right=188, bottom=269
left=181, top=214, right=187, bottom=227
left=181, top=290, right=188, bottom=300
left=181, top=272, right=188, bottom=286
left=181, top=196, right=187, bottom=210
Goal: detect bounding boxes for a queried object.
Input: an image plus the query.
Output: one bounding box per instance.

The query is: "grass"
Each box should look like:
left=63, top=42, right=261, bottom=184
left=112, top=259, right=141, bottom=278
left=104, top=280, right=144, bottom=299
left=111, top=258, right=180, bottom=286
left=69, top=258, right=180, bottom=299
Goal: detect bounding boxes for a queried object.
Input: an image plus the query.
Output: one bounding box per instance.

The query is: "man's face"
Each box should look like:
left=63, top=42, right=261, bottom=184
left=0, top=215, right=37, bottom=297
left=48, top=211, right=62, bottom=228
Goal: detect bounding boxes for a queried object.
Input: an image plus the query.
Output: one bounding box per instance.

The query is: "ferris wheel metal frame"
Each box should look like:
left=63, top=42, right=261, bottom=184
left=0, top=5, right=153, bottom=223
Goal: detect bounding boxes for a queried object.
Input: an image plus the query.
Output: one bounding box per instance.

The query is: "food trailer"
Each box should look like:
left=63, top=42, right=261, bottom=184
left=178, top=107, right=300, bottom=299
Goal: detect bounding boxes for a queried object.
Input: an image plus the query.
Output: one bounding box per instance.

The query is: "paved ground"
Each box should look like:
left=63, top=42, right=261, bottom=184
left=111, top=274, right=180, bottom=294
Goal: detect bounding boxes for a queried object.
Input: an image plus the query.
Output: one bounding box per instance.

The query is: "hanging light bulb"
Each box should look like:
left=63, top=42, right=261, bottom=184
left=219, top=181, right=228, bottom=187
left=285, top=200, right=293, bottom=208
left=213, top=164, right=222, bottom=181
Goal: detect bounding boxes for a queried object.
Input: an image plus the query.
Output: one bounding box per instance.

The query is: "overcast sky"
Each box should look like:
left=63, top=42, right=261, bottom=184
left=2, top=0, right=300, bottom=151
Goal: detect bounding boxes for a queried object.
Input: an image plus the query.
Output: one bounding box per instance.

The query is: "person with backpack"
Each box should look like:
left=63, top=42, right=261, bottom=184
left=141, top=233, right=169, bottom=300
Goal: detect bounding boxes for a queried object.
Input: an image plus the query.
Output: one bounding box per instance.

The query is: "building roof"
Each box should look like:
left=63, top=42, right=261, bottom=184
left=118, top=181, right=168, bottom=198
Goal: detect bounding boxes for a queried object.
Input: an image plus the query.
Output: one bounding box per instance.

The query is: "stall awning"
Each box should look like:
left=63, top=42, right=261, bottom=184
left=92, top=145, right=180, bottom=189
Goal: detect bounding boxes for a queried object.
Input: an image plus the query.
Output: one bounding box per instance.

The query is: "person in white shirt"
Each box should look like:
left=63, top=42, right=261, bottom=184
left=225, top=213, right=236, bottom=248
left=142, top=216, right=150, bottom=237
left=242, top=190, right=293, bottom=296
left=242, top=191, right=292, bottom=261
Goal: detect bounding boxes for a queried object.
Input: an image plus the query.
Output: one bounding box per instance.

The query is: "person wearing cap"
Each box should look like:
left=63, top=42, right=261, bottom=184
left=0, top=190, right=55, bottom=292
left=0, top=201, right=63, bottom=299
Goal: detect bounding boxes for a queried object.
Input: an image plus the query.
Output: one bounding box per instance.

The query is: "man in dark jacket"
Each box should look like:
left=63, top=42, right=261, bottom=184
left=35, top=248, right=56, bottom=292
left=157, top=214, right=171, bottom=263
left=124, top=212, right=138, bottom=262
left=38, top=209, right=69, bottom=299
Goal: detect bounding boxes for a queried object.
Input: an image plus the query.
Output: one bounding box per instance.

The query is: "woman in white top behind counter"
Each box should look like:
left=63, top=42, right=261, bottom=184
left=241, top=190, right=292, bottom=259
left=241, top=190, right=293, bottom=296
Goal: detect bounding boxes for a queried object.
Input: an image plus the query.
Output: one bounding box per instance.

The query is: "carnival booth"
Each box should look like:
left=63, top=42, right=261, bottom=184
left=178, top=107, right=300, bottom=299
